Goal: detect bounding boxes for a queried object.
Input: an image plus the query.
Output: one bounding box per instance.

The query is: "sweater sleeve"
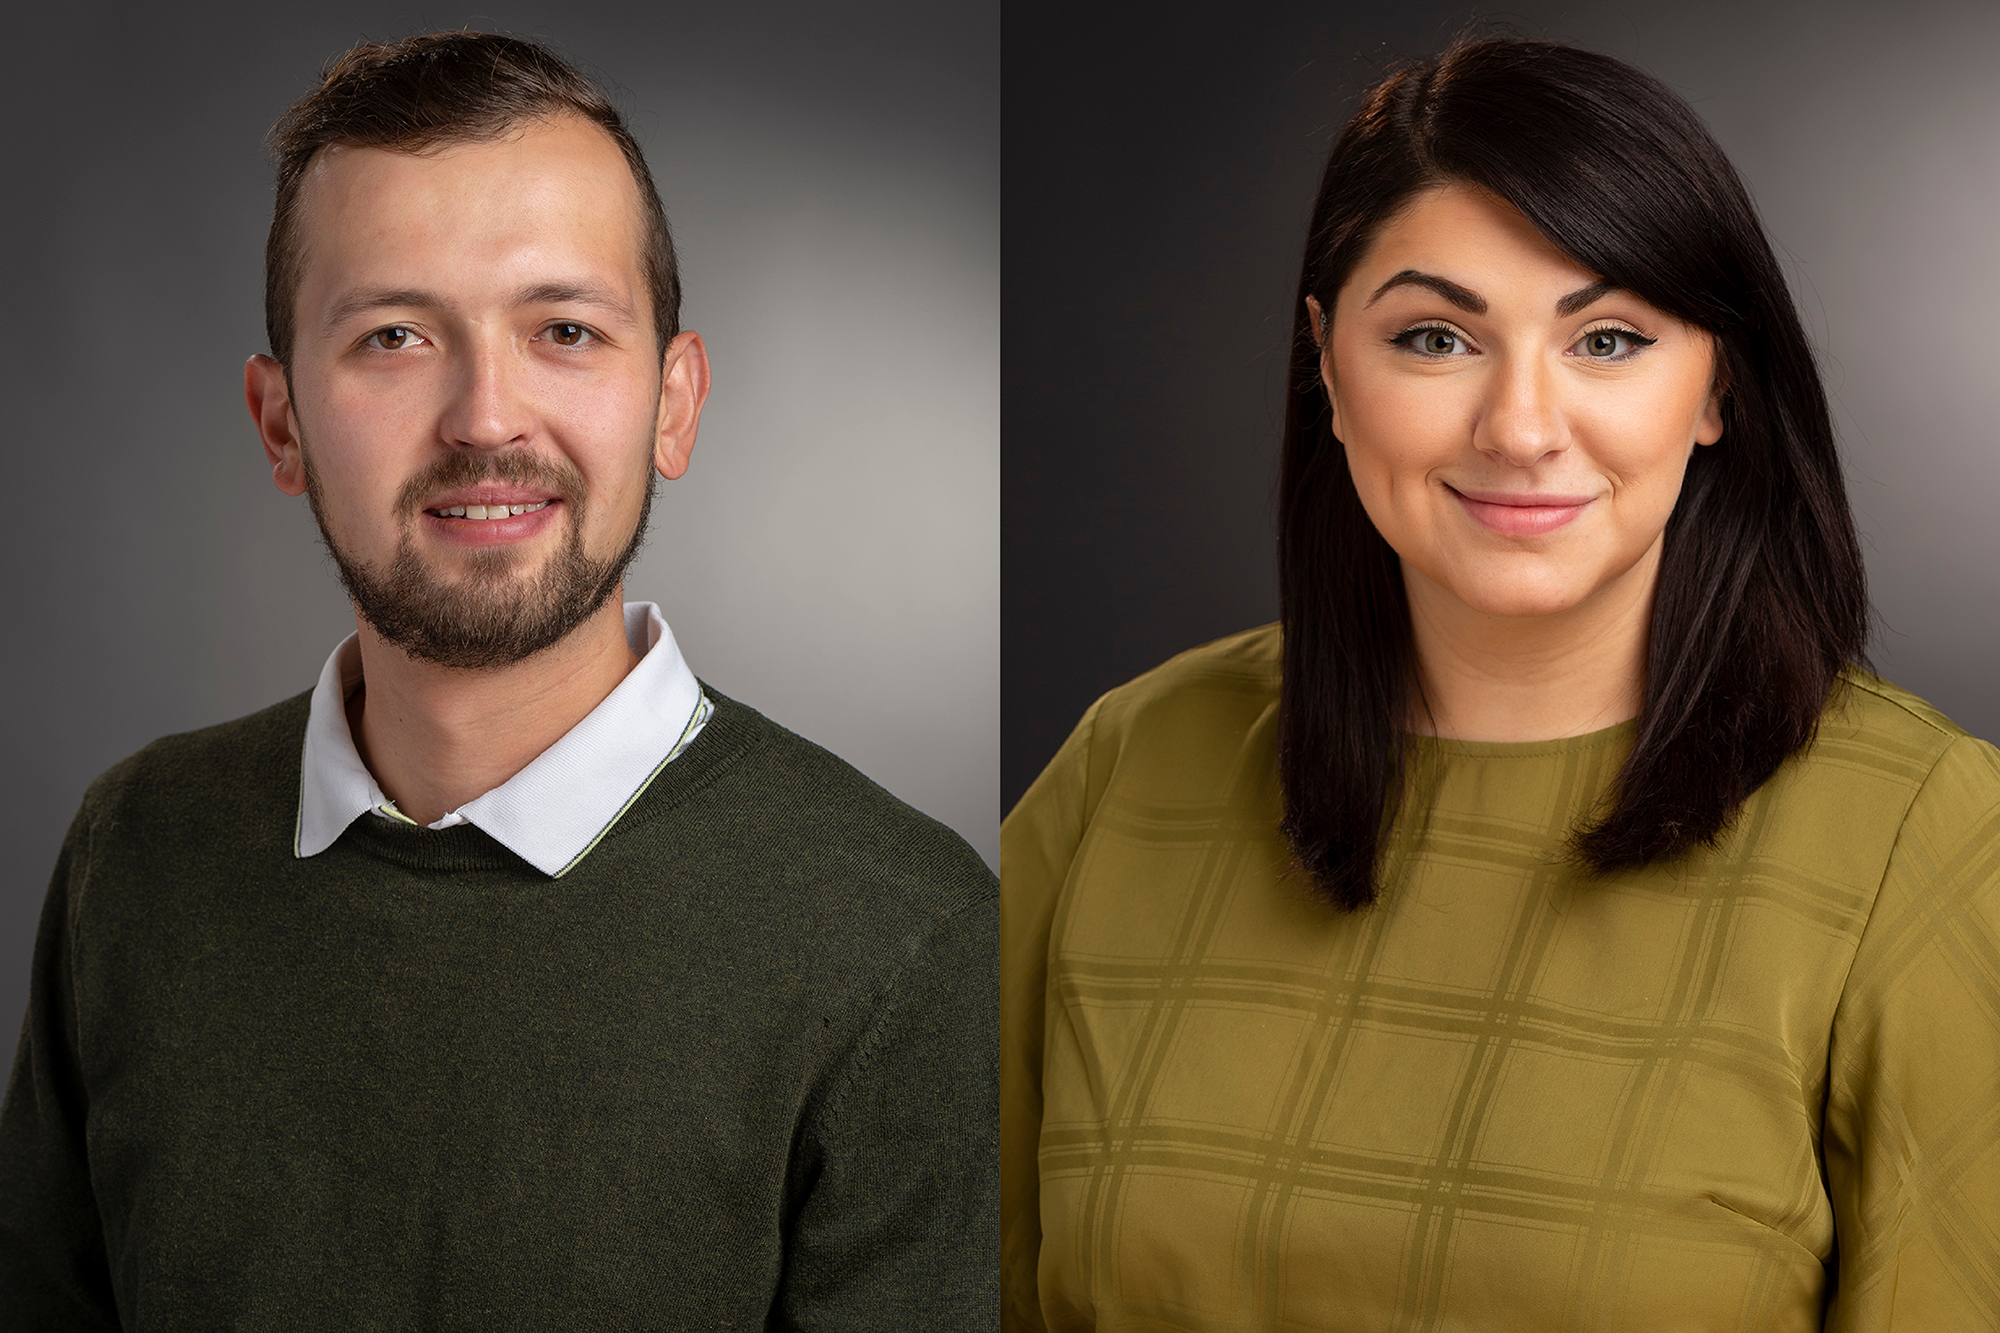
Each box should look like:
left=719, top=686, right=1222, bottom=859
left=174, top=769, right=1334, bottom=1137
left=0, top=806, right=121, bottom=1330
left=1000, top=705, right=1100, bottom=1333
left=1823, top=733, right=2000, bottom=1330
left=772, top=888, right=1001, bottom=1332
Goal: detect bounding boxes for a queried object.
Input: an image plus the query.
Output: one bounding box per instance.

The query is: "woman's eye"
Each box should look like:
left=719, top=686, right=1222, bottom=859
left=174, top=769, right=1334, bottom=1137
left=1575, top=328, right=1650, bottom=359
left=545, top=322, right=595, bottom=347
left=367, top=326, right=420, bottom=351
left=1399, top=326, right=1470, bottom=356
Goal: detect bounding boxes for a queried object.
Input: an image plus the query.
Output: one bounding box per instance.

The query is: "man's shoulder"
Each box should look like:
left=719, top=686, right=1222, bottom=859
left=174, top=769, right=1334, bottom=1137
left=82, top=692, right=312, bottom=824
left=609, top=687, right=996, bottom=919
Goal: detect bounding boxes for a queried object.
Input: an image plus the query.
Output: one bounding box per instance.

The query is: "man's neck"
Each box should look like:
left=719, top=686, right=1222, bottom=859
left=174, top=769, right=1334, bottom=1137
left=345, top=593, right=643, bottom=826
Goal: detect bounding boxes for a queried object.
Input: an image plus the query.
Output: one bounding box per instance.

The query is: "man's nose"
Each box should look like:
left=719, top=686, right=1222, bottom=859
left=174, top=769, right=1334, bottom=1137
left=438, top=337, right=533, bottom=450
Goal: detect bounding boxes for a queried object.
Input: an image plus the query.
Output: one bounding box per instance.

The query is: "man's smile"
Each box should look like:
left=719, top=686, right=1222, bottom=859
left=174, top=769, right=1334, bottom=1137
left=419, top=494, right=565, bottom=545
left=431, top=500, right=551, bottom=520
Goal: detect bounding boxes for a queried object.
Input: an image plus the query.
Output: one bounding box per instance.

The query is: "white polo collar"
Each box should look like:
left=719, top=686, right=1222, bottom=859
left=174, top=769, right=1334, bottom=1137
left=295, top=602, right=710, bottom=877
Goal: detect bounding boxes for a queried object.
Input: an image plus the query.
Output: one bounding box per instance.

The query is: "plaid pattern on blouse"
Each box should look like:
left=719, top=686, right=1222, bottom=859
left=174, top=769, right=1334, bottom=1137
left=1002, top=624, right=2000, bottom=1332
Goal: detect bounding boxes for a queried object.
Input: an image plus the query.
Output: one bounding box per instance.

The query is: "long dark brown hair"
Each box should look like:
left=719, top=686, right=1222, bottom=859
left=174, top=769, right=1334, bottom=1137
left=1279, top=38, right=1868, bottom=911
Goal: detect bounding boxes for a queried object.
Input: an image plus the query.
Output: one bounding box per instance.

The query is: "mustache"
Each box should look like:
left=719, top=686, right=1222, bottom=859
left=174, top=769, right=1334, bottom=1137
left=394, top=451, right=588, bottom=516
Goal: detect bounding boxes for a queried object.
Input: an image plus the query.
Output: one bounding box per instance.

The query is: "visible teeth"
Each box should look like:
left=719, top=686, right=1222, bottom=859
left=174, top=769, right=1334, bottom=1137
left=436, top=500, right=550, bottom=520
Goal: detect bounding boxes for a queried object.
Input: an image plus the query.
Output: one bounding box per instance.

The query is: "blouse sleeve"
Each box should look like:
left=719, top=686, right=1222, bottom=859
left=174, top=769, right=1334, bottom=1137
left=1823, top=732, right=2000, bottom=1329
left=1001, top=703, right=1102, bottom=1333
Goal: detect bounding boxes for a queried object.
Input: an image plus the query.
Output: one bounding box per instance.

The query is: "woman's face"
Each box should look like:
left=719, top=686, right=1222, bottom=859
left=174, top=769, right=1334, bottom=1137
left=1316, top=183, right=1723, bottom=625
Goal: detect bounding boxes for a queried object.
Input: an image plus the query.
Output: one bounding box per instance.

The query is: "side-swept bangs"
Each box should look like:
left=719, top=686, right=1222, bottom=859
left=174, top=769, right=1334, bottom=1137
left=1280, top=37, right=1867, bottom=910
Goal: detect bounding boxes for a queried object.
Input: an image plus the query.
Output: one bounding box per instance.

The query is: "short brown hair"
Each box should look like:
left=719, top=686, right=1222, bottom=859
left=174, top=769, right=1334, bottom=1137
left=264, top=31, right=680, bottom=366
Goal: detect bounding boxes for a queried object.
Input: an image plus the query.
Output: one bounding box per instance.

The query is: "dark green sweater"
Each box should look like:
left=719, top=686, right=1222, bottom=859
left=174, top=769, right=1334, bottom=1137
left=0, top=689, right=998, bottom=1330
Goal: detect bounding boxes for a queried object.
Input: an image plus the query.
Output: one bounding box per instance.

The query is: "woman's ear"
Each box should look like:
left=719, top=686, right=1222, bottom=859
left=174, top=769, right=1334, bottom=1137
left=1305, top=295, right=1342, bottom=437
left=1696, top=392, right=1724, bottom=447
left=1696, top=341, right=1728, bottom=447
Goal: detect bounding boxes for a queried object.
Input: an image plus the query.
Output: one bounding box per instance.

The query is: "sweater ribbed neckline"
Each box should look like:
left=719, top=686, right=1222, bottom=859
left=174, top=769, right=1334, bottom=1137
left=331, top=683, right=759, bottom=875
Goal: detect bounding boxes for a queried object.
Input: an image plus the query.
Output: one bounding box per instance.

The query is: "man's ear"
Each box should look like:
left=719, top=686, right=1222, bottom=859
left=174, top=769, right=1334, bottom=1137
left=654, top=331, right=711, bottom=480
left=245, top=355, right=308, bottom=496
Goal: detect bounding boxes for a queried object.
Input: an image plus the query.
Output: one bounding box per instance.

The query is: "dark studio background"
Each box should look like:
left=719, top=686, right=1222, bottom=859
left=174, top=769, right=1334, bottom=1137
left=1005, top=0, right=2000, bottom=810
left=0, top=4, right=995, bottom=1048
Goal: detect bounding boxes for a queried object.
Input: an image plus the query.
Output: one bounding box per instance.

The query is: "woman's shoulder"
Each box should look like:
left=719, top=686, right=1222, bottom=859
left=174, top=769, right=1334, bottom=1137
left=1088, top=622, right=1282, bottom=736
left=1784, top=670, right=2000, bottom=862
left=1009, top=625, right=1283, bottom=831
left=1834, top=667, right=1969, bottom=740
left=1818, top=668, right=1997, bottom=790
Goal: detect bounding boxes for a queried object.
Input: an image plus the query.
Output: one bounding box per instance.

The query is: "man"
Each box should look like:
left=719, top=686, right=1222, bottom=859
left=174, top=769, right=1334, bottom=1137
left=0, top=32, right=996, bottom=1329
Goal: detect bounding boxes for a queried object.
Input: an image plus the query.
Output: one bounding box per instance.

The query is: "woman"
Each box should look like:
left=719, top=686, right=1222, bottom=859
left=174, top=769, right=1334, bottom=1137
left=1003, top=37, right=2000, bottom=1332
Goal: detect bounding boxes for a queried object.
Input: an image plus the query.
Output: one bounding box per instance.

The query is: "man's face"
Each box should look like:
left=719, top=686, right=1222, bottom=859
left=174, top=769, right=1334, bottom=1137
left=259, top=113, right=697, bottom=669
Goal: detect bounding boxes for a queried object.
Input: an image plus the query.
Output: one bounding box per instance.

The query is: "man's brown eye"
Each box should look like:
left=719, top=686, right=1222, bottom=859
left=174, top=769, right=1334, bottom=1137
left=550, top=323, right=587, bottom=346
left=375, top=327, right=410, bottom=350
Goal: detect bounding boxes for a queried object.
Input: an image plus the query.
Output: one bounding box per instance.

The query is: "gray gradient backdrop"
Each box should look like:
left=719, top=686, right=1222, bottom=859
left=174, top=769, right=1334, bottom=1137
left=1005, top=0, right=2000, bottom=810
left=2, top=4, right=996, bottom=1044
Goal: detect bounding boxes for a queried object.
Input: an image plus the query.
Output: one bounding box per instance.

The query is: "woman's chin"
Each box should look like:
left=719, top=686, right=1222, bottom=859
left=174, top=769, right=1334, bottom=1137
left=1461, top=588, right=1590, bottom=620
left=1413, top=571, right=1596, bottom=623
left=1408, top=549, right=1658, bottom=626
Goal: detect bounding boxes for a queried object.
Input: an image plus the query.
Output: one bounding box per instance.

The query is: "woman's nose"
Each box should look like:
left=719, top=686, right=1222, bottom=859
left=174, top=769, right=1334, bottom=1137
left=1472, top=355, right=1569, bottom=465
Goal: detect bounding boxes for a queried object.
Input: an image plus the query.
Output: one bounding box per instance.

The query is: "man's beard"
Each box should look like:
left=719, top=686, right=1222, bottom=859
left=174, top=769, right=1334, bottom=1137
left=302, top=448, right=654, bottom=671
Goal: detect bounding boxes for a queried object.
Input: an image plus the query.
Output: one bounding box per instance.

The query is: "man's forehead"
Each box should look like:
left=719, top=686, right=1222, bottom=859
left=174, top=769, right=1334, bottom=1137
left=301, top=116, right=641, bottom=222
left=292, top=115, right=649, bottom=318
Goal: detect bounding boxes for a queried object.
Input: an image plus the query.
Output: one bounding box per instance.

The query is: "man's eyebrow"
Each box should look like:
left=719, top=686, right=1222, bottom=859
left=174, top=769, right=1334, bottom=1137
left=321, top=282, right=638, bottom=333
left=1365, top=270, right=1486, bottom=314
left=512, top=282, right=637, bottom=322
left=323, top=287, right=442, bottom=331
left=1556, top=279, right=1619, bottom=318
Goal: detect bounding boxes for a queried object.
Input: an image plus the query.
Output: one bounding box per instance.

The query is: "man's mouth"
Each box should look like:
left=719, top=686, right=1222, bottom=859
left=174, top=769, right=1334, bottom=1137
left=430, top=500, right=553, bottom=521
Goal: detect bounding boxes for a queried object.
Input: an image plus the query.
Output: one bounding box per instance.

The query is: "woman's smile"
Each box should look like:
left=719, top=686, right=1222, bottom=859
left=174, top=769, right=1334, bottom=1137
left=1445, top=483, right=1595, bottom=537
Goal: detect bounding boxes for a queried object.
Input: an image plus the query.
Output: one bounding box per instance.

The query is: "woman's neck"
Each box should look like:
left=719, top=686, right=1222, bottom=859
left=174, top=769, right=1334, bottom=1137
left=1402, top=548, right=1657, bottom=743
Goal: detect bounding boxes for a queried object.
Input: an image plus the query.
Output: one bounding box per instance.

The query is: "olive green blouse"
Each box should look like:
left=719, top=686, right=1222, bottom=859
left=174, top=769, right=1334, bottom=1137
left=1002, top=624, right=2000, bottom=1332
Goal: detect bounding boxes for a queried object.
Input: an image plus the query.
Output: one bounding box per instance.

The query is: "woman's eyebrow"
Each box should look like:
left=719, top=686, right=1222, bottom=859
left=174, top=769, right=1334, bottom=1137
left=1367, top=270, right=1486, bottom=313
left=1556, top=279, right=1619, bottom=316
left=1367, top=271, right=1623, bottom=319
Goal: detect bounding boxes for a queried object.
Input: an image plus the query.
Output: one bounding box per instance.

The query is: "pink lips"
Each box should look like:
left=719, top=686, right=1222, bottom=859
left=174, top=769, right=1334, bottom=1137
left=1450, top=486, right=1592, bottom=537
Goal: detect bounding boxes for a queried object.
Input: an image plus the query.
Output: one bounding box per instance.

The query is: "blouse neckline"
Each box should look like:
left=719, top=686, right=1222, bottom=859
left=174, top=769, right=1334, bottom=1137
left=1403, top=717, right=1639, bottom=760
